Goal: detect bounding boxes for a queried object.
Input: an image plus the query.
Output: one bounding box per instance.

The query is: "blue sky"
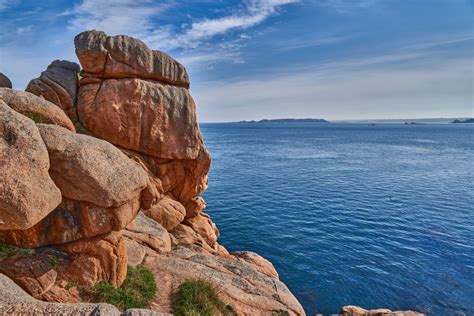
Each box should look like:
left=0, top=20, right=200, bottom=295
left=0, top=0, right=472, bottom=121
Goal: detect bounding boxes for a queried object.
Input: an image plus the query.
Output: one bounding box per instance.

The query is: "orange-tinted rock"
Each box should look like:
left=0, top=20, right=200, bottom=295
left=183, top=213, right=219, bottom=247
left=77, top=78, right=203, bottom=160
left=0, top=254, right=58, bottom=298
left=143, top=196, right=185, bottom=231
left=0, top=195, right=141, bottom=248
left=0, top=101, right=61, bottom=230
left=0, top=73, right=12, bottom=88
left=26, top=60, right=80, bottom=119
left=341, top=306, right=424, bottom=316
left=232, top=251, right=279, bottom=278
left=37, top=124, right=148, bottom=208
left=184, top=196, right=206, bottom=218
left=142, top=247, right=305, bottom=315
left=0, top=88, right=75, bottom=131
left=75, top=30, right=189, bottom=88
left=57, top=231, right=127, bottom=287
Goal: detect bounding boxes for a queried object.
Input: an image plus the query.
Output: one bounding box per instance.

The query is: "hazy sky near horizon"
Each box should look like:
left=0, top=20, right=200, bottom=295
left=0, top=0, right=472, bottom=122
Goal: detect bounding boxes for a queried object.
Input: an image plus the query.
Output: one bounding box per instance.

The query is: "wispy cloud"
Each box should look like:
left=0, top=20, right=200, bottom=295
left=64, top=0, right=299, bottom=64
left=194, top=50, right=473, bottom=121
left=312, top=0, right=380, bottom=13
left=62, top=0, right=172, bottom=36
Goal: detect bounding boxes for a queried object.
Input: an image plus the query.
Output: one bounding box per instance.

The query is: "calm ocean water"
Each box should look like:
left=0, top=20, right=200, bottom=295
left=200, top=123, right=474, bottom=316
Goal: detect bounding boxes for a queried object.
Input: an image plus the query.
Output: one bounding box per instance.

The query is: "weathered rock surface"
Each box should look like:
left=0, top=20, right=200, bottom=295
left=57, top=231, right=128, bottom=287
left=0, top=196, right=141, bottom=248
left=124, top=212, right=172, bottom=266
left=38, top=124, right=148, bottom=208
left=77, top=78, right=203, bottom=160
left=183, top=212, right=220, bottom=247
left=0, top=88, right=75, bottom=131
left=75, top=30, right=189, bottom=88
left=232, top=251, right=279, bottom=279
left=142, top=196, right=186, bottom=231
left=26, top=60, right=80, bottom=119
left=0, top=101, right=61, bottom=230
left=142, top=247, right=305, bottom=315
left=341, top=306, right=424, bottom=316
left=0, top=273, right=169, bottom=315
left=0, top=73, right=12, bottom=88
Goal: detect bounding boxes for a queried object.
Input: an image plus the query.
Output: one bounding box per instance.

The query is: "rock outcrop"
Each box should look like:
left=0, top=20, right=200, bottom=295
left=0, top=100, right=61, bottom=230
left=0, top=88, right=75, bottom=131
left=341, top=306, right=424, bottom=316
left=0, top=29, right=306, bottom=316
left=0, top=73, right=12, bottom=88
left=26, top=60, right=80, bottom=119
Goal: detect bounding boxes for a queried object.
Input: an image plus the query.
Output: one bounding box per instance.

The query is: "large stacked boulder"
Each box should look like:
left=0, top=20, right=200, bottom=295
left=26, top=60, right=80, bottom=119
left=0, top=73, right=12, bottom=88
left=0, top=30, right=306, bottom=315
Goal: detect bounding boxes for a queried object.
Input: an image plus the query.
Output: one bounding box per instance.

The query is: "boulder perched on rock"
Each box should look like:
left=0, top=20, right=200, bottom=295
left=26, top=60, right=80, bottom=119
left=0, top=88, right=75, bottom=131
left=75, top=30, right=189, bottom=88
left=0, top=73, right=12, bottom=88
left=37, top=124, right=148, bottom=208
left=77, top=78, right=203, bottom=160
left=0, top=101, right=61, bottom=230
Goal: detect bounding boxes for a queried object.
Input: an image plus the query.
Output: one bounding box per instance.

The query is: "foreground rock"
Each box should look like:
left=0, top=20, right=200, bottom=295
left=0, top=273, right=169, bottom=315
left=341, top=306, right=424, bottom=316
left=0, top=73, right=12, bottom=88
left=38, top=124, right=148, bottom=208
left=26, top=60, right=80, bottom=119
left=142, top=247, right=305, bottom=315
left=75, top=30, right=189, bottom=88
left=0, top=88, right=75, bottom=131
left=0, top=101, right=61, bottom=230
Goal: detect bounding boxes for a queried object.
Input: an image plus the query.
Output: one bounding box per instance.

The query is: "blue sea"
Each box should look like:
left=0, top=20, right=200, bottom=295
left=200, top=123, right=474, bottom=316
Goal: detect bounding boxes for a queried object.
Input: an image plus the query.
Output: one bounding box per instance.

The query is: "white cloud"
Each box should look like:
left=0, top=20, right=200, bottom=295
left=62, top=0, right=171, bottom=36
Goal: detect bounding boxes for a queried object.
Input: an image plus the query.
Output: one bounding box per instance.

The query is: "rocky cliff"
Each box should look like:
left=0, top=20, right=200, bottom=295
left=0, top=30, right=305, bottom=315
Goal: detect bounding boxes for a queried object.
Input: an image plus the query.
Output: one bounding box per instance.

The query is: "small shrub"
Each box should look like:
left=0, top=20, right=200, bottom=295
left=49, top=255, right=58, bottom=268
left=66, top=280, right=76, bottom=290
left=174, top=279, right=235, bottom=316
left=24, top=112, right=48, bottom=124
left=80, top=265, right=157, bottom=310
left=0, top=242, right=33, bottom=257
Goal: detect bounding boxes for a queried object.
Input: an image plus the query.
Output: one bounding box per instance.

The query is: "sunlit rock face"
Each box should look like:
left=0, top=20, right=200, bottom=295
left=0, top=29, right=306, bottom=316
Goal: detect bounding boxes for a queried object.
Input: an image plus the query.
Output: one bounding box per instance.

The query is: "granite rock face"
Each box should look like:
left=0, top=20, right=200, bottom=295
left=0, top=88, right=75, bottom=131
left=75, top=30, right=189, bottom=88
left=0, top=73, right=12, bottom=88
left=0, top=30, right=307, bottom=316
left=26, top=60, right=80, bottom=119
left=341, top=306, right=424, bottom=316
left=0, top=100, right=61, bottom=230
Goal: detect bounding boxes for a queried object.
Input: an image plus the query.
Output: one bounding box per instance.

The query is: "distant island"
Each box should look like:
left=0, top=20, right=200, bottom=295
left=452, top=118, right=474, bottom=123
left=236, top=118, right=330, bottom=123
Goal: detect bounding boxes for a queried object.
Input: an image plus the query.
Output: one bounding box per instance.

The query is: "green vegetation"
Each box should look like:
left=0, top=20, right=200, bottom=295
left=49, top=255, right=58, bottom=268
left=66, top=280, right=77, bottom=290
left=24, top=112, right=48, bottom=124
left=80, top=265, right=157, bottom=310
left=174, top=279, right=235, bottom=316
left=0, top=242, right=33, bottom=257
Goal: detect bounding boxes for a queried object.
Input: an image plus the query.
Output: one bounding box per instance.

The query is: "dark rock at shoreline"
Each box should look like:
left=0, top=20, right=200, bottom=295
left=452, top=118, right=474, bottom=123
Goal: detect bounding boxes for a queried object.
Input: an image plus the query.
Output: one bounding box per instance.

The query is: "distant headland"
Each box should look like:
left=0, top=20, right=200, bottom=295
left=452, top=118, right=474, bottom=123
left=236, top=118, right=330, bottom=123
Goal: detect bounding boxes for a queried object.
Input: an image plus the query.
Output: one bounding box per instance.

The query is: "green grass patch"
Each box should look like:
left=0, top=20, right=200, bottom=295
left=174, top=279, right=235, bottom=316
left=80, top=265, right=157, bottom=310
left=24, top=112, right=48, bottom=124
left=49, top=255, right=58, bottom=268
left=0, top=242, right=33, bottom=257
